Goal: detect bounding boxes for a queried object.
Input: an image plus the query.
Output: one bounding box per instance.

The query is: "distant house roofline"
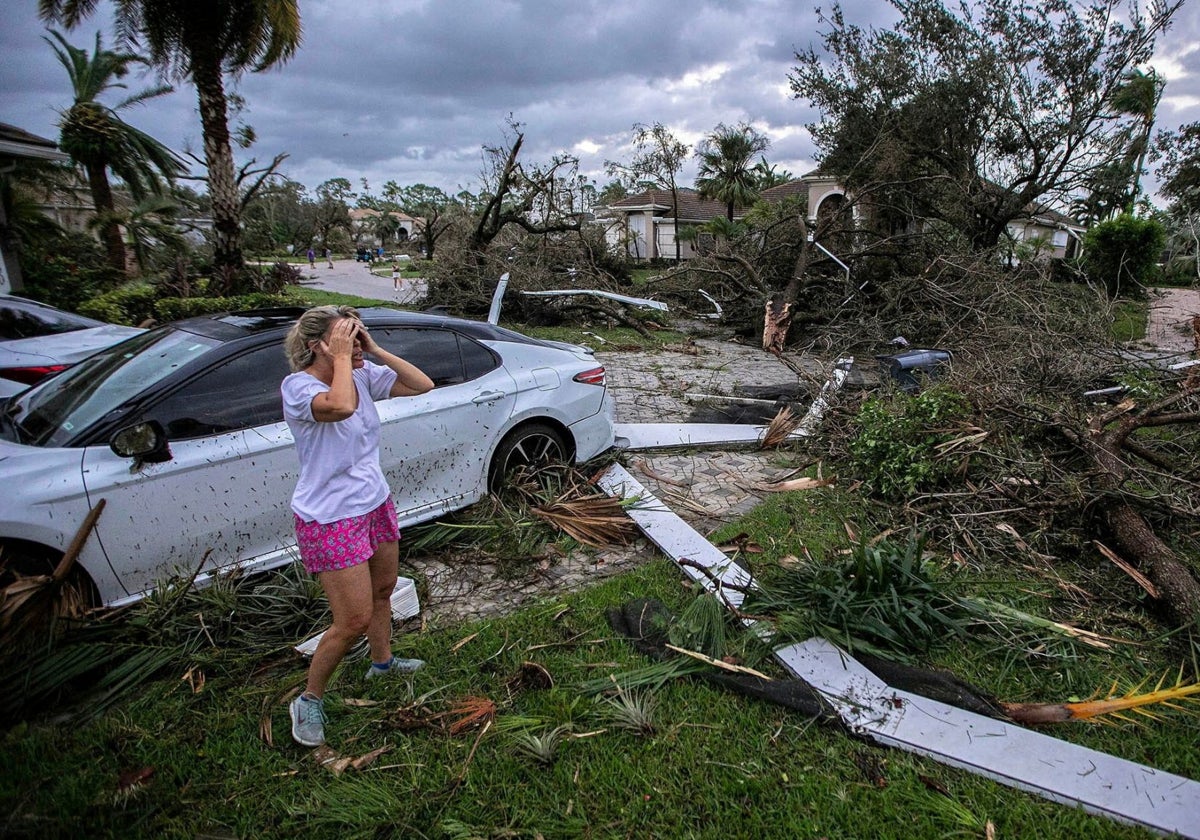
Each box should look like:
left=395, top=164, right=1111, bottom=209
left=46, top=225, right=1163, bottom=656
left=0, top=122, right=70, bottom=163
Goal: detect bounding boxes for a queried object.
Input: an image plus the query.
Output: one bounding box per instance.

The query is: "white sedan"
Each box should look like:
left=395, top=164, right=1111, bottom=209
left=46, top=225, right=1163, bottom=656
left=0, top=307, right=614, bottom=606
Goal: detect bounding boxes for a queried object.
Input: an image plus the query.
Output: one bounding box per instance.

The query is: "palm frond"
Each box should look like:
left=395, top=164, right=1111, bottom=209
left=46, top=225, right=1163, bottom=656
left=1003, top=668, right=1200, bottom=725
left=760, top=405, right=802, bottom=448
left=530, top=485, right=636, bottom=547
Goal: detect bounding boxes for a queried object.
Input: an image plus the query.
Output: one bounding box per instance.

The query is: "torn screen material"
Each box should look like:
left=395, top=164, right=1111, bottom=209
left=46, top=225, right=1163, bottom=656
left=597, top=463, right=1200, bottom=838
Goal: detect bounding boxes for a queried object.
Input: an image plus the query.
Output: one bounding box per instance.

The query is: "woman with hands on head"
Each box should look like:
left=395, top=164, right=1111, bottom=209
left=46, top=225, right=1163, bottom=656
left=280, top=305, right=434, bottom=747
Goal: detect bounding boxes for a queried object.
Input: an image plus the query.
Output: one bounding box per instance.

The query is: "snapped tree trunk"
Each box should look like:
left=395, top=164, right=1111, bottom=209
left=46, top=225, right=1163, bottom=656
left=1075, top=397, right=1200, bottom=627
left=762, top=215, right=810, bottom=354
left=1102, top=502, right=1200, bottom=627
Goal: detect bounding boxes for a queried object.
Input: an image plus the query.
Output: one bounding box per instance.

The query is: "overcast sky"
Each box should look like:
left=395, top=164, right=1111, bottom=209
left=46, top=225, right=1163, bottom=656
left=2, top=0, right=1199, bottom=202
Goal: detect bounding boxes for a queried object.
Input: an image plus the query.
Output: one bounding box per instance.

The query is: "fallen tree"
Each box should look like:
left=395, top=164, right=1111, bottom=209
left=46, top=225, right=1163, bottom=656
left=806, top=253, right=1200, bottom=630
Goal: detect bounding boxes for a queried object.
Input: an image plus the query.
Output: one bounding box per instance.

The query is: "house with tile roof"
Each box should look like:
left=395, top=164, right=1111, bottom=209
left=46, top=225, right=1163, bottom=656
left=349, top=207, right=424, bottom=250
left=597, top=188, right=730, bottom=261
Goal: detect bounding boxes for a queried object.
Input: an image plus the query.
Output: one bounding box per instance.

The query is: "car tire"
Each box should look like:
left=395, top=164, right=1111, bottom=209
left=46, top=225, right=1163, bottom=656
left=488, top=422, right=568, bottom=491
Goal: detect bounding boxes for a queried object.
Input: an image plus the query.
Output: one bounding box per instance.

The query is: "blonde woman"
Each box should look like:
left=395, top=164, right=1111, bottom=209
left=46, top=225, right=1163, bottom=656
left=281, top=305, right=434, bottom=747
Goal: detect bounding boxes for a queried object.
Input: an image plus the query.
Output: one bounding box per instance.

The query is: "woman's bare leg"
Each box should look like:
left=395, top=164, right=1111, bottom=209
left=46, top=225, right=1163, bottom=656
left=306, top=562, right=373, bottom=697
left=365, top=540, right=400, bottom=663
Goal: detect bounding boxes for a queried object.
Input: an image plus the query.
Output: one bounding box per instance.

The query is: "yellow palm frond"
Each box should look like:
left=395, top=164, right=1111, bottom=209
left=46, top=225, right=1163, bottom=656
left=1003, top=667, right=1200, bottom=726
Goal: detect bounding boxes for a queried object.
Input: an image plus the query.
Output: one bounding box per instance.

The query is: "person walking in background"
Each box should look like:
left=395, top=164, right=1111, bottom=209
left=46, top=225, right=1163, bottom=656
left=281, top=306, right=435, bottom=748
left=306, top=247, right=315, bottom=269
left=325, top=247, right=333, bottom=268
left=391, top=262, right=401, bottom=292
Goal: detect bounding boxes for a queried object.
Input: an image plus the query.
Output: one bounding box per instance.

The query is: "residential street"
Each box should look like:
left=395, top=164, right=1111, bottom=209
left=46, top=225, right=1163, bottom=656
left=292, top=257, right=427, bottom=305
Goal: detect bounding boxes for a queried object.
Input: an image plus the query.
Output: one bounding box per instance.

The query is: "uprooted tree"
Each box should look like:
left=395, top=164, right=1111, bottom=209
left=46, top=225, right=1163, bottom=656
left=795, top=250, right=1200, bottom=631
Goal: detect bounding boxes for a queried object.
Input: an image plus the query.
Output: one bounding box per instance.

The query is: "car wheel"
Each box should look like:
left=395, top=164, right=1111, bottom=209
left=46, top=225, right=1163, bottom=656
left=488, top=423, right=568, bottom=491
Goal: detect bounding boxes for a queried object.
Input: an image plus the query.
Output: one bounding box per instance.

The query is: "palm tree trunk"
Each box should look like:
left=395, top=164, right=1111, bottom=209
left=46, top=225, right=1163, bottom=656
left=85, top=162, right=127, bottom=275
left=191, top=50, right=244, bottom=291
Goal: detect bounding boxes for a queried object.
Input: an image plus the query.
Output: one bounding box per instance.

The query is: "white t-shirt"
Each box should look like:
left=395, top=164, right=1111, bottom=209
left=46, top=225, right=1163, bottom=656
left=282, top=360, right=399, bottom=524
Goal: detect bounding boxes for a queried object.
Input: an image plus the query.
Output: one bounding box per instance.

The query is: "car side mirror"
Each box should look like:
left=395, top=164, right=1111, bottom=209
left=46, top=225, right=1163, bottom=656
left=110, top=420, right=172, bottom=463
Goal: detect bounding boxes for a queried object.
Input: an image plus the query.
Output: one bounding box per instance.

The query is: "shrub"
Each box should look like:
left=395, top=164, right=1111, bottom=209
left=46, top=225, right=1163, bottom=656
left=153, top=293, right=291, bottom=322
left=78, top=284, right=291, bottom=326
left=19, top=233, right=124, bottom=312
left=257, top=261, right=305, bottom=293
left=849, top=386, right=973, bottom=499
left=77, top=283, right=159, bottom=325
left=1081, top=214, right=1165, bottom=298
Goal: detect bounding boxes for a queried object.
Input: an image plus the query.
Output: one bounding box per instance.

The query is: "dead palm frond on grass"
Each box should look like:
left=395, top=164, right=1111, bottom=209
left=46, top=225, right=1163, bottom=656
left=530, top=485, right=637, bottom=547
left=403, top=466, right=638, bottom=556
left=2, top=559, right=336, bottom=723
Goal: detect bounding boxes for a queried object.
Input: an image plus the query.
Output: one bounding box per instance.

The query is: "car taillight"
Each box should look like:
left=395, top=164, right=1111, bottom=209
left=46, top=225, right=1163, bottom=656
left=573, top=366, right=606, bottom=386
left=0, top=365, right=68, bottom=385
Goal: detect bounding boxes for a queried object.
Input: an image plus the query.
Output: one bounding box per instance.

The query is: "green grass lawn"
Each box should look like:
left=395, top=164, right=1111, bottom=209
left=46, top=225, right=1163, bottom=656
left=2, top=556, right=1181, bottom=840
left=3, top=471, right=1194, bottom=838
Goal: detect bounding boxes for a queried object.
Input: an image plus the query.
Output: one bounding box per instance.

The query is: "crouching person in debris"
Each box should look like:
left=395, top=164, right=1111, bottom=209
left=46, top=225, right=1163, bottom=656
left=281, top=305, right=435, bottom=747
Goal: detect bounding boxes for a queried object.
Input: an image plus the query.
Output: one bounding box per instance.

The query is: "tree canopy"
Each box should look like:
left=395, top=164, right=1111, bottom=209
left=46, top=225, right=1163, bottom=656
left=789, top=0, right=1182, bottom=249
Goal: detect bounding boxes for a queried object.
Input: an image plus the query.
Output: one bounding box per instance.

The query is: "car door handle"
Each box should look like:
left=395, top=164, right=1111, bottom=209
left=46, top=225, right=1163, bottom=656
left=472, top=390, right=505, bottom=404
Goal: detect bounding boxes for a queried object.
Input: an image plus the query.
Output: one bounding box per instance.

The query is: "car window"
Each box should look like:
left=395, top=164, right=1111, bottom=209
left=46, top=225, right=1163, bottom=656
left=143, top=345, right=292, bottom=439
left=0, top=298, right=102, bottom=340
left=10, top=329, right=221, bottom=447
left=372, top=327, right=497, bottom=387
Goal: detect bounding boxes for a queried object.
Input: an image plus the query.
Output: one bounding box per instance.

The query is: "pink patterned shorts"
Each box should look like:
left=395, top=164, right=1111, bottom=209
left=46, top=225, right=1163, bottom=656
left=294, top=498, right=400, bottom=575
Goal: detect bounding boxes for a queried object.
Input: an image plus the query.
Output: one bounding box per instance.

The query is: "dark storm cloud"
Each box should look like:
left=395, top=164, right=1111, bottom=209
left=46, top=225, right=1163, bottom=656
left=2, top=0, right=1197, bottom=198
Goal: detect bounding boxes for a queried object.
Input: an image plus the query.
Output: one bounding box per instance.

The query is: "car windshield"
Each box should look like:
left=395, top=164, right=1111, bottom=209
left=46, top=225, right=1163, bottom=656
left=6, top=328, right=221, bottom=447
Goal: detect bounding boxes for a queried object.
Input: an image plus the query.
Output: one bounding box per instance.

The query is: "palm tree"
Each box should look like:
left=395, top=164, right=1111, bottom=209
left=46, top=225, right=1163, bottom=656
left=372, top=211, right=400, bottom=250
left=1110, top=68, right=1163, bottom=214
left=46, top=29, right=183, bottom=275
left=695, top=123, right=770, bottom=221
left=39, top=0, right=302, bottom=290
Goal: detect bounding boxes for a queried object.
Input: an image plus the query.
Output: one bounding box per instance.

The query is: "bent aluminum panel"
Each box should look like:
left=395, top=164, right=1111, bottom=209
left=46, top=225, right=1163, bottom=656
left=597, top=464, right=751, bottom=606
left=600, top=459, right=1200, bottom=837
left=520, top=289, right=669, bottom=311
left=613, top=423, right=768, bottom=450
left=778, top=638, right=1200, bottom=839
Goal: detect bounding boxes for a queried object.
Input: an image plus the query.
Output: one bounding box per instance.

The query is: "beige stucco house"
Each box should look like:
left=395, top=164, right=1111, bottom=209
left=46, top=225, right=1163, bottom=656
left=349, top=207, right=423, bottom=249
